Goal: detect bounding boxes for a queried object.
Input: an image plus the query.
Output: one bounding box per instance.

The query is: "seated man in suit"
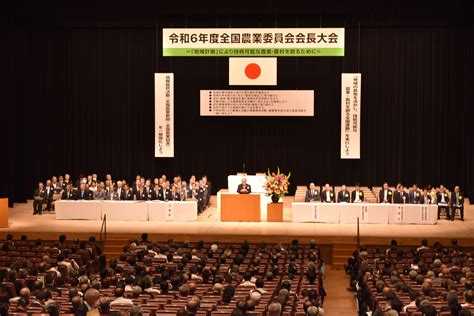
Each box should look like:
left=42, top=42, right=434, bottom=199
left=76, top=183, right=91, bottom=200
left=116, top=181, right=126, bottom=201
left=393, top=184, right=408, bottom=204
left=305, top=183, right=320, bottom=202
left=124, top=183, right=134, bottom=200
left=408, top=184, right=421, bottom=204
left=105, top=184, right=118, bottom=200
left=135, top=185, right=147, bottom=201
left=450, top=186, right=464, bottom=221
left=33, top=182, right=46, bottom=215
left=338, top=184, right=350, bottom=203
left=437, top=184, right=450, bottom=220
left=151, top=184, right=162, bottom=200
left=170, top=186, right=180, bottom=201
left=379, top=182, right=392, bottom=203
left=420, top=188, right=431, bottom=204
left=237, top=178, right=251, bottom=194
left=321, top=184, right=335, bottom=203
left=351, top=184, right=364, bottom=203
left=61, top=183, right=75, bottom=200
left=93, top=182, right=106, bottom=200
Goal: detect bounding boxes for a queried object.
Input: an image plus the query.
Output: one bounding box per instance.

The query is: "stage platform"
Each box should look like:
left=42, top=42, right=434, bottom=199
left=1, top=197, right=474, bottom=246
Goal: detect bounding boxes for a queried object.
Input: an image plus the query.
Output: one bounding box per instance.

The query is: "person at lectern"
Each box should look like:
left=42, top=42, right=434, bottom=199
left=337, top=184, right=350, bottom=203
left=237, top=178, right=251, bottom=194
left=351, top=184, right=364, bottom=203
left=321, top=184, right=335, bottom=203
left=305, top=183, right=320, bottom=202
left=379, top=182, right=392, bottom=203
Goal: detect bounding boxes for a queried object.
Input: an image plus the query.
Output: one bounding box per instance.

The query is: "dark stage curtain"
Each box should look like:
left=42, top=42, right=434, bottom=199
left=1, top=0, right=473, bottom=207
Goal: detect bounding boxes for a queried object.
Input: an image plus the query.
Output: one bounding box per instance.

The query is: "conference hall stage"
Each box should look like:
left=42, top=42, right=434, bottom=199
left=3, top=197, right=473, bottom=246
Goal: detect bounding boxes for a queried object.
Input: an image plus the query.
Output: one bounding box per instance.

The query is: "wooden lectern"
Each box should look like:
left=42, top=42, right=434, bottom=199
left=0, top=198, right=8, bottom=228
left=221, top=194, right=261, bottom=222
left=267, top=202, right=283, bottom=222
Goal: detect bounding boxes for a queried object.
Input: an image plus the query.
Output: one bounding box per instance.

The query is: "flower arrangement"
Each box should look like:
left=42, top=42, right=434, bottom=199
left=264, top=168, right=291, bottom=203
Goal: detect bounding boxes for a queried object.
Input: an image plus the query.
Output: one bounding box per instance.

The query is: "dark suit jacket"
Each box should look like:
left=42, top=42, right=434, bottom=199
left=170, top=192, right=180, bottom=201
left=393, top=191, right=408, bottom=204
left=45, top=186, right=55, bottom=201
left=451, top=192, right=464, bottom=208
left=34, top=188, right=46, bottom=201
left=125, top=189, right=135, bottom=200
left=135, top=189, right=147, bottom=201
left=74, top=303, right=91, bottom=316
left=305, top=189, right=320, bottom=202
left=61, top=190, right=75, bottom=200
left=379, top=189, right=393, bottom=203
left=351, top=190, right=364, bottom=202
left=115, top=188, right=126, bottom=200
left=321, top=190, right=335, bottom=202
left=420, top=195, right=431, bottom=204
left=436, top=192, right=450, bottom=204
left=75, top=190, right=90, bottom=200
left=408, top=190, right=421, bottom=204
left=338, top=190, right=350, bottom=203
left=237, top=184, right=251, bottom=194
left=151, top=190, right=161, bottom=200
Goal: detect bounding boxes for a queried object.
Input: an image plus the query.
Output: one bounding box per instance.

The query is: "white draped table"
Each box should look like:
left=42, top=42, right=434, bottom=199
left=148, top=201, right=198, bottom=221
left=55, top=200, right=198, bottom=221
left=292, top=202, right=437, bottom=224
left=55, top=200, right=102, bottom=220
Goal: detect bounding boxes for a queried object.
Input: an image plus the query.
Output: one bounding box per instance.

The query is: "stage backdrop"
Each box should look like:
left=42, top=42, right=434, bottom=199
left=1, top=0, right=473, bottom=206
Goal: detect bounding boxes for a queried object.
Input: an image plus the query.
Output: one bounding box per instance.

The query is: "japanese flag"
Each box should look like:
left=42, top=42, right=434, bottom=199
left=229, top=57, right=277, bottom=86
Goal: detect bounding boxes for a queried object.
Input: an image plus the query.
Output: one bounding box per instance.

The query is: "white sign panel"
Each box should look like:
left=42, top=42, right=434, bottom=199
left=341, top=73, right=361, bottom=159
left=163, top=28, right=345, bottom=56
left=154, top=73, right=174, bottom=157
left=200, top=90, right=314, bottom=116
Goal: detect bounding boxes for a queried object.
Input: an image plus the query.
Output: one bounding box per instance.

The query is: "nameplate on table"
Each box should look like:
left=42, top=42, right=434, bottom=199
left=396, top=206, right=406, bottom=222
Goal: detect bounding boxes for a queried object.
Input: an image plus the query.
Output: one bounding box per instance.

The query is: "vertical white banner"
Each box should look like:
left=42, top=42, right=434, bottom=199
left=155, top=73, right=174, bottom=157
left=341, top=73, right=361, bottom=159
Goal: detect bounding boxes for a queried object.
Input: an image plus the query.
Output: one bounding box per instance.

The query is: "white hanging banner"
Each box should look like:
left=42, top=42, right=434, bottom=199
left=341, top=73, right=361, bottom=159
left=154, top=73, right=174, bottom=158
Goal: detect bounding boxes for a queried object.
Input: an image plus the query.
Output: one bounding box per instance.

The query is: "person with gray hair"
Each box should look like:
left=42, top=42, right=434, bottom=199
left=76, top=288, right=100, bottom=315
left=307, top=305, right=320, bottom=316
left=130, top=305, right=143, bottom=316
left=268, top=302, right=282, bottom=316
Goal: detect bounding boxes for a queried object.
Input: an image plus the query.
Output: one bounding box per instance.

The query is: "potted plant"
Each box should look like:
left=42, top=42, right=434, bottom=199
left=264, top=168, right=291, bottom=203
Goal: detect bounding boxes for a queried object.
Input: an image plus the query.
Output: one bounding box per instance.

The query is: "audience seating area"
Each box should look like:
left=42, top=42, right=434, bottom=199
left=347, top=240, right=474, bottom=316
left=0, top=235, right=325, bottom=316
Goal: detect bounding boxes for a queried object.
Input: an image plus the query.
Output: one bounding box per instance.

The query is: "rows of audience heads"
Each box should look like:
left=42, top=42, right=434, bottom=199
left=347, top=238, right=474, bottom=316
left=0, top=233, right=326, bottom=315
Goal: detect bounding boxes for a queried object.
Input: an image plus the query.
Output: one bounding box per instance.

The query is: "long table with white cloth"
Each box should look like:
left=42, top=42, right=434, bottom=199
left=292, top=202, right=437, bottom=224
left=55, top=200, right=197, bottom=221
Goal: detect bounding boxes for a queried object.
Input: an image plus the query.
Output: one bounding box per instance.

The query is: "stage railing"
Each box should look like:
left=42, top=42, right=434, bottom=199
left=99, top=214, right=107, bottom=244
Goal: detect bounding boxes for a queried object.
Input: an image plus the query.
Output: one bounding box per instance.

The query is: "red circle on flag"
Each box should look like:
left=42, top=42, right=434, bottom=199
left=245, top=63, right=261, bottom=79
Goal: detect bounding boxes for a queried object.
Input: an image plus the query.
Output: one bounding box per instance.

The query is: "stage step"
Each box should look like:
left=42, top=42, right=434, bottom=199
left=332, top=243, right=357, bottom=268
left=102, top=239, right=130, bottom=260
